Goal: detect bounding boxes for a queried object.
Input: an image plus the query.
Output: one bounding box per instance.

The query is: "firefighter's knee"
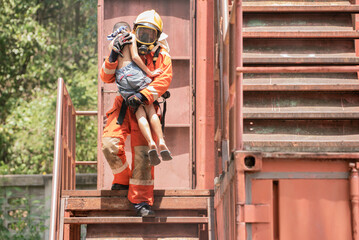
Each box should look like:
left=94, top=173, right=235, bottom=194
left=102, top=137, right=128, bottom=174
left=102, top=137, right=125, bottom=155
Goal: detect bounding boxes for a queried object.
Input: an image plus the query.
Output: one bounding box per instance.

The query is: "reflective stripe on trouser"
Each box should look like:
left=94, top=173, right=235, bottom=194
left=102, top=137, right=131, bottom=185
left=127, top=126, right=156, bottom=205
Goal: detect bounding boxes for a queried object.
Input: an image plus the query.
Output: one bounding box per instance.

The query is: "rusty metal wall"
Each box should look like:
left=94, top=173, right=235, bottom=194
left=214, top=0, right=359, bottom=239
left=97, top=0, right=194, bottom=190
left=248, top=158, right=352, bottom=240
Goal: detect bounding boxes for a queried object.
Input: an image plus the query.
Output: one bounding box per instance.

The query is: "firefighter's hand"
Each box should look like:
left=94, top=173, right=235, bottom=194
left=127, top=93, right=144, bottom=112
left=112, top=32, right=132, bottom=56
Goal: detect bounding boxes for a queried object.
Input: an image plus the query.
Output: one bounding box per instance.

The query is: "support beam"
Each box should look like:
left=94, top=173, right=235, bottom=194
left=243, top=5, right=359, bottom=13
left=196, top=0, right=215, bottom=189
left=243, top=31, right=359, bottom=38
left=237, top=66, right=359, bottom=73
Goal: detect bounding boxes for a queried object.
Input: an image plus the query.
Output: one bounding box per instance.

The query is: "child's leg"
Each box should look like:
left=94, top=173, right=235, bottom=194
left=135, top=106, right=156, bottom=150
left=144, top=104, right=173, bottom=161
left=135, top=106, right=161, bottom=165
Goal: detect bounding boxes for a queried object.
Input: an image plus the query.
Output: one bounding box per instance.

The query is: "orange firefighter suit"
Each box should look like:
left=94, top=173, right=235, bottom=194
left=100, top=48, right=172, bottom=205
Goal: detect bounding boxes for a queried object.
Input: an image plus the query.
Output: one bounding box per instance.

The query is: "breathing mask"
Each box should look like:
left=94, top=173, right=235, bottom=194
left=135, top=25, right=158, bottom=55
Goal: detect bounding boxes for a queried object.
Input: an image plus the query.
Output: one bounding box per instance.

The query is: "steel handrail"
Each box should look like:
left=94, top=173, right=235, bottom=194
left=76, top=110, right=98, bottom=116
left=221, top=0, right=229, bottom=42
left=217, top=0, right=244, bottom=158
left=49, top=78, right=96, bottom=239
left=49, top=78, right=64, bottom=240
left=235, top=0, right=243, bottom=151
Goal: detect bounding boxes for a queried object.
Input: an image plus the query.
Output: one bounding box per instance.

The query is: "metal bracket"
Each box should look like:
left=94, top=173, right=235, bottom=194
left=235, top=151, right=263, bottom=172
left=243, top=204, right=270, bottom=223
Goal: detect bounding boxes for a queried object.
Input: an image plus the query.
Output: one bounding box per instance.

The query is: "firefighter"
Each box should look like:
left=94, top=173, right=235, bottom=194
left=100, top=10, right=172, bottom=217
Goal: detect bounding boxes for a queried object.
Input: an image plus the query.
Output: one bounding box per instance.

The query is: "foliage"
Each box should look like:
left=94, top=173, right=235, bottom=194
left=0, top=0, right=56, bottom=163
left=0, top=188, right=48, bottom=239
left=0, top=90, right=56, bottom=174
left=0, top=0, right=98, bottom=174
left=0, top=60, right=98, bottom=175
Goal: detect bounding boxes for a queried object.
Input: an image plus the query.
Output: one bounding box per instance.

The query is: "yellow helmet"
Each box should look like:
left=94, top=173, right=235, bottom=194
left=134, top=10, right=163, bottom=32
left=134, top=10, right=163, bottom=45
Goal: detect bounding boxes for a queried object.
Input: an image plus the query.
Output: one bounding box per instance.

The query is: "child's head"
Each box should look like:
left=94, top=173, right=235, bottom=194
left=113, top=21, right=131, bottom=33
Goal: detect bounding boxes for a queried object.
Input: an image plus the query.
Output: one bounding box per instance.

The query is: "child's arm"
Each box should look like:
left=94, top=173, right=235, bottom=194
left=130, top=34, right=162, bottom=77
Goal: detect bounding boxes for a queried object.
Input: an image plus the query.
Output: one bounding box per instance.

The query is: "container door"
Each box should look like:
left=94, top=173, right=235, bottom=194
left=246, top=161, right=352, bottom=240
left=97, top=0, right=194, bottom=189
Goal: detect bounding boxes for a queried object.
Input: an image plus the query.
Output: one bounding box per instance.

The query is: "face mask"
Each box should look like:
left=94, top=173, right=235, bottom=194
left=136, top=27, right=157, bottom=45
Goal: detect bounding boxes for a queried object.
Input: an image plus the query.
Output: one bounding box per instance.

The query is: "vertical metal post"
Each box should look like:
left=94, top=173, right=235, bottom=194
left=72, top=112, right=76, bottom=190
left=235, top=153, right=246, bottom=240
left=222, top=0, right=229, bottom=42
left=234, top=1, right=245, bottom=239
left=235, top=0, right=243, bottom=150
left=196, top=0, right=215, bottom=189
left=49, top=78, right=64, bottom=240
left=97, top=0, right=104, bottom=190
left=350, top=162, right=359, bottom=240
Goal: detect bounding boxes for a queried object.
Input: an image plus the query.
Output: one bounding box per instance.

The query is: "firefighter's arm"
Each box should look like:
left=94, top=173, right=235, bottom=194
left=100, top=57, right=117, bottom=83
left=140, top=50, right=172, bottom=104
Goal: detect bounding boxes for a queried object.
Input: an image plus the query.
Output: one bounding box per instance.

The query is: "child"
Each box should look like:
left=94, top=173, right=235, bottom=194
left=108, top=22, right=172, bottom=166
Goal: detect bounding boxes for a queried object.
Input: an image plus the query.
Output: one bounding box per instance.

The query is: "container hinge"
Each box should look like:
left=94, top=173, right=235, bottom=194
left=243, top=204, right=270, bottom=223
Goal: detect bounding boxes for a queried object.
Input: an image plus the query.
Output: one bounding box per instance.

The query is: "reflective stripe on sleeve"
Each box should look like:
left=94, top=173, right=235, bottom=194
left=146, top=86, right=158, bottom=101
left=102, top=62, right=116, bottom=75
left=160, top=51, right=171, bottom=58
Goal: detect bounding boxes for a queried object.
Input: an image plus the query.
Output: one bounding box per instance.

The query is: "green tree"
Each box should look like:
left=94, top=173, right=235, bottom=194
left=0, top=0, right=57, bottom=164
left=0, top=0, right=98, bottom=174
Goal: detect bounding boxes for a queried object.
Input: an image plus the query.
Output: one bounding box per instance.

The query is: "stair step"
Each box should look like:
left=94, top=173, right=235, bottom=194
left=64, top=196, right=209, bottom=211
left=242, top=0, right=352, bottom=6
left=86, top=223, right=202, bottom=239
left=243, top=13, right=353, bottom=32
left=64, top=216, right=208, bottom=224
left=244, top=134, right=359, bottom=142
left=62, top=190, right=213, bottom=239
left=244, top=134, right=359, bottom=152
left=243, top=72, right=359, bottom=91
left=243, top=110, right=359, bottom=119
left=243, top=5, right=359, bottom=12
left=243, top=54, right=359, bottom=64
left=243, top=91, right=359, bottom=119
left=260, top=151, right=359, bottom=159
left=243, top=119, right=359, bottom=151
left=244, top=84, right=359, bottom=91
left=244, top=119, right=359, bottom=134
left=244, top=39, right=357, bottom=64
left=62, top=189, right=213, bottom=197
left=243, top=31, right=359, bottom=38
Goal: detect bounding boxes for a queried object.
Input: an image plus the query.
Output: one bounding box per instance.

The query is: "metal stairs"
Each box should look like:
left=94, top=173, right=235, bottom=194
left=241, top=0, right=359, bottom=153
left=59, top=189, right=214, bottom=240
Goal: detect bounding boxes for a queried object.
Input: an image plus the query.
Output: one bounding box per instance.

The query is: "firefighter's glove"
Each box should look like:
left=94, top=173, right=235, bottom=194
left=112, top=32, right=132, bottom=56
left=127, top=93, right=146, bottom=113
